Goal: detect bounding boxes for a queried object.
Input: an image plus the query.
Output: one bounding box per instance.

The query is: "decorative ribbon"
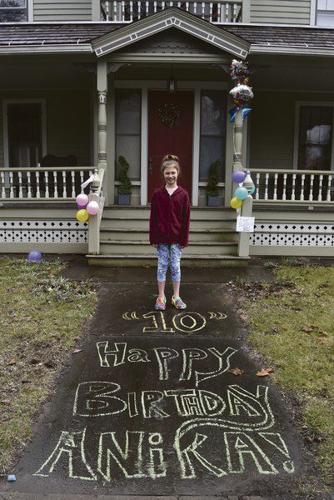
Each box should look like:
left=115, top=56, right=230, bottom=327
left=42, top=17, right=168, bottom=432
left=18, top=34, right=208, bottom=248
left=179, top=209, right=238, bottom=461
left=229, top=106, right=252, bottom=123
left=81, top=174, right=95, bottom=189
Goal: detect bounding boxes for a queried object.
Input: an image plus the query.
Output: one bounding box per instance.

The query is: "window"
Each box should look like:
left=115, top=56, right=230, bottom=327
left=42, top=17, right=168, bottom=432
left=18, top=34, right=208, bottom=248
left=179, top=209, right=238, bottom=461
left=297, top=105, right=333, bottom=170
left=199, top=90, right=226, bottom=181
left=316, top=0, right=334, bottom=26
left=115, top=90, right=141, bottom=181
left=0, top=0, right=28, bottom=22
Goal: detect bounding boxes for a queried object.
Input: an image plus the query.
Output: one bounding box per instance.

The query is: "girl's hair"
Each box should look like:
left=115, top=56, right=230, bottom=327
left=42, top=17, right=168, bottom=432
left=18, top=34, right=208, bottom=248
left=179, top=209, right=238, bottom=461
left=161, top=154, right=181, bottom=174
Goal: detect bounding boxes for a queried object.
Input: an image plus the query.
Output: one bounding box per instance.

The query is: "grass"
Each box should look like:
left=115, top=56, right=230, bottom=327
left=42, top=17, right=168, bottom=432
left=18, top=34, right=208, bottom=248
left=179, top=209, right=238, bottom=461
left=242, top=264, right=334, bottom=486
left=0, top=257, right=97, bottom=474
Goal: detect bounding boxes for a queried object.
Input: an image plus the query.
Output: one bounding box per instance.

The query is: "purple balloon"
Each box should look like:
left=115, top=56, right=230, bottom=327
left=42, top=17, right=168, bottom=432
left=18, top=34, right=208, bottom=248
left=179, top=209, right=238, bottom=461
left=87, top=200, right=99, bottom=216
left=27, top=250, right=42, bottom=263
left=76, top=193, right=89, bottom=208
left=232, top=170, right=246, bottom=184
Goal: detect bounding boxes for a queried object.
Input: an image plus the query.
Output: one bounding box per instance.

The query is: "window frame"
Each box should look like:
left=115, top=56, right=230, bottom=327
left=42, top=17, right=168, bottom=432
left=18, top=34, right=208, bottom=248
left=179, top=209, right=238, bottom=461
left=293, top=101, right=334, bottom=171
left=199, top=89, right=227, bottom=183
left=115, top=88, right=142, bottom=182
left=0, top=0, right=30, bottom=22
left=3, top=98, right=47, bottom=169
left=315, top=0, right=334, bottom=26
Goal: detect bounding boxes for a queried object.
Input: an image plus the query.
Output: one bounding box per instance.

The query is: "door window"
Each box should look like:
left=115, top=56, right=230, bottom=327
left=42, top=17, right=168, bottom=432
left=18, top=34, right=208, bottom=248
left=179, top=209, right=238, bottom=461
left=115, top=89, right=141, bottom=180
left=199, top=90, right=226, bottom=181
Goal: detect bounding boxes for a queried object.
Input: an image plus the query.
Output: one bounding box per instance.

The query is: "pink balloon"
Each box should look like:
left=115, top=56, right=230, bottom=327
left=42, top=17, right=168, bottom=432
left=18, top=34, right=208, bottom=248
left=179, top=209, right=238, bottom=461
left=87, top=200, right=99, bottom=215
left=76, top=193, right=89, bottom=208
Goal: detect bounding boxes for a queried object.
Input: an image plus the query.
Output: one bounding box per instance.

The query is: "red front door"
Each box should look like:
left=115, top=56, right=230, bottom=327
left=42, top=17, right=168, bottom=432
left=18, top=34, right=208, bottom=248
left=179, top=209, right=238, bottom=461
left=148, top=91, right=193, bottom=201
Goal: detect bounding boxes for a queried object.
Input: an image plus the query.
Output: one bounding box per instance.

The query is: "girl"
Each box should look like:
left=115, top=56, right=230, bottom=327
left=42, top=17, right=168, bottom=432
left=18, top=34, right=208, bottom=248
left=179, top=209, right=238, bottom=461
left=149, top=154, right=190, bottom=311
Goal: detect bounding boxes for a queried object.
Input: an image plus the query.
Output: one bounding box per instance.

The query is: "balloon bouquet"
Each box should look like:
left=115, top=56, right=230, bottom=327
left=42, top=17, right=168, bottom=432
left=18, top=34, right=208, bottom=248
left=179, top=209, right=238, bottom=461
left=75, top=193, right=99, bottom=222
left=230, top=170, right=256, bottom=209
left=229, top=59, right=256, bottom=211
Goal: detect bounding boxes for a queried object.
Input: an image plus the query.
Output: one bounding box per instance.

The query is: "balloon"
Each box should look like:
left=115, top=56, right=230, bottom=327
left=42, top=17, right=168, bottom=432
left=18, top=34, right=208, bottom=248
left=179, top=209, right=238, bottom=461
left=76, top=193, right=89, bottom=208
left=87, top=200, right=99, bottom=215
left=232, top=170, right=246, bottom=183
left=230, top=197, right=243, bottom=209
left=235, top=187, right=249, bottom=200
left=76, top=209, right=89, bottom=222
left=248, top=185, right=256, bottom=195
left=27, top=250, right=42, bottom=263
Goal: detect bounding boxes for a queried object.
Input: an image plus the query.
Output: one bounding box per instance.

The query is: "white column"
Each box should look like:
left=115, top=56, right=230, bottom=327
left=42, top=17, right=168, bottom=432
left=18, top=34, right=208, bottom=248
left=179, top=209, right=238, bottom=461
left=97, top=60, right=109, bottom=203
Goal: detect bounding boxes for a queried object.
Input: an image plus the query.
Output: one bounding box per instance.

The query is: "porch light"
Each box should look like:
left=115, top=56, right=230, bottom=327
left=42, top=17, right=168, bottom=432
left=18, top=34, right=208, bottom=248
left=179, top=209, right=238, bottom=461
left=168, top=78, right=176, bottom=93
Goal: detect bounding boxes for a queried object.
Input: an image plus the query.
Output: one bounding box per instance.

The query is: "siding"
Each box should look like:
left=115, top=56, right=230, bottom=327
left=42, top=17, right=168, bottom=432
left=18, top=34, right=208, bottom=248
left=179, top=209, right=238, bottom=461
left=33, top=0, right=92, bottom=22
left=250, top=0, right=311, bottom=25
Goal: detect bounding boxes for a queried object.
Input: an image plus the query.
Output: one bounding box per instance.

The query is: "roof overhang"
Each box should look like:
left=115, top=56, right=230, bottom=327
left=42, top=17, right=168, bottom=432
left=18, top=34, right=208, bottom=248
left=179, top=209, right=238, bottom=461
left=92, top=8, right=250, bottom=59
left=250, top=45, right=334, bottom=57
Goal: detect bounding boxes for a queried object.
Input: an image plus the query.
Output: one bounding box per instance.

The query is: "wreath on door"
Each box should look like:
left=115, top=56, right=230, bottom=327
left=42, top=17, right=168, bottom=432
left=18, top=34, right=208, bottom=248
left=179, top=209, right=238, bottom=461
left=158, top=103, right=181, bottom=128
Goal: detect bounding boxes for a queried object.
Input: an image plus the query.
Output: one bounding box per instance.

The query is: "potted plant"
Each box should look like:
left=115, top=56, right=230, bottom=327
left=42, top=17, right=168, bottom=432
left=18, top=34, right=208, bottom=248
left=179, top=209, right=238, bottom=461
left=205, top=159, right=221, bottom=207
left=117, top=155, right=132, bottom=205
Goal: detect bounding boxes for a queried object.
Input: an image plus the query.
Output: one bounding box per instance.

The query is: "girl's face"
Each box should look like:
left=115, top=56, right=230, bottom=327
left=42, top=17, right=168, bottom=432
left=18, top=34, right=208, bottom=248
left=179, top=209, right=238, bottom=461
left=163, top=165, right=179, bottom=187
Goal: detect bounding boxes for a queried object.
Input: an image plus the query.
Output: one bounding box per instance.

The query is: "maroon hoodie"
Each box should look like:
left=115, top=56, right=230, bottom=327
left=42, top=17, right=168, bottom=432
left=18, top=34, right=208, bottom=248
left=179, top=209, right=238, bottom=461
left=149, top=186, right=190, bottom=247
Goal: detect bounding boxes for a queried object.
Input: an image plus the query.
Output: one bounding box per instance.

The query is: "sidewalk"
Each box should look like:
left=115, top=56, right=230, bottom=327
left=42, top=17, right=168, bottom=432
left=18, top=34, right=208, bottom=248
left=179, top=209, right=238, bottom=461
left=0, top=260, right=324, bottom=499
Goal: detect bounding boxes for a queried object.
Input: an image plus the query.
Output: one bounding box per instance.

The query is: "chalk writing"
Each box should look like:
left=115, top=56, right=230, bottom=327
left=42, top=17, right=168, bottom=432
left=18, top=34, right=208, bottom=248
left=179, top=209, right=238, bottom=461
left=34, top=339, right=296, bottom=484
left=120, top=311, right=228, bottom=334
left=34, top=427, right=294, bottom=481
left=95, top=342, right=236, bottom=386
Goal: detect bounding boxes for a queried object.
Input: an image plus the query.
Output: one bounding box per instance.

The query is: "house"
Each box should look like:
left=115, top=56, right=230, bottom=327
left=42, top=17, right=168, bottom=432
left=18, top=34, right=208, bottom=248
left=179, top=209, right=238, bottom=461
left=0, top=0, right=333, bottom=264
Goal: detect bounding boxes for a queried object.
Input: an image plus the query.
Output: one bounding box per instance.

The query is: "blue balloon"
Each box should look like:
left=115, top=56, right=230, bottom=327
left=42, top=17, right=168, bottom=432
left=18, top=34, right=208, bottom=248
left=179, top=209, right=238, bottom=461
left=235, top=187, right=249, bottom=201
left=232, top=170, right=246, bottom=184
left=248, top=185, right=256, bottom=195
left=27, top=250, right=42, bottom=263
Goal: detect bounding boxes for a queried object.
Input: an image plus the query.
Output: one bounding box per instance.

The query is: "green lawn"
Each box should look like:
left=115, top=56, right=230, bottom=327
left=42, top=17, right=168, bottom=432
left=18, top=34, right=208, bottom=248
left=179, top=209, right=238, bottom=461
left=0, top=257, right=97, bottom=474
left=243, top=263, right=334, bottom=486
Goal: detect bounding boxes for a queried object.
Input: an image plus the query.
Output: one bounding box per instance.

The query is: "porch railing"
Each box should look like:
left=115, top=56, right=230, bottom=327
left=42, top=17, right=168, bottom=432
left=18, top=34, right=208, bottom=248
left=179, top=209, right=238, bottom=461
left=250, top=169, right=334, bottom=206
left=0, top=167, right=94, bottom=201
left=100, top=0, right=243, bottom=23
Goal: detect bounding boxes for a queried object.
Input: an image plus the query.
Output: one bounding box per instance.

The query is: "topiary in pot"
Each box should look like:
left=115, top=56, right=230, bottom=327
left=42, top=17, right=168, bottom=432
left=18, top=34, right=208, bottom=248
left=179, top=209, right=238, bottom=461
left=117, top=155, right=132, bottom=205
left=205, top=159, right=221, bottom=206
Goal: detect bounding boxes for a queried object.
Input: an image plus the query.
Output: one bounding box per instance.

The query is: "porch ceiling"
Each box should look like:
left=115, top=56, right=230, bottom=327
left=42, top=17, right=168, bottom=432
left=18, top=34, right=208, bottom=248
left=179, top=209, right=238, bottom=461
left=91, top=8, right=250, bottom=59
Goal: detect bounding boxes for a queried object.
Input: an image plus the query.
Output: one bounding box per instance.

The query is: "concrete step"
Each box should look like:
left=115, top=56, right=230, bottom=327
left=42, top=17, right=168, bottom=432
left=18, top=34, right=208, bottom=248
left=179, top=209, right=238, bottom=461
left=87, top=254, right=249, bottom=267
left=101, top=218, right=236, bottom=230
left=99, top=240, right=238, bottom=256
left=100, top=228, right=239, bottom=242
left=103, top=206, right=236, bottom=221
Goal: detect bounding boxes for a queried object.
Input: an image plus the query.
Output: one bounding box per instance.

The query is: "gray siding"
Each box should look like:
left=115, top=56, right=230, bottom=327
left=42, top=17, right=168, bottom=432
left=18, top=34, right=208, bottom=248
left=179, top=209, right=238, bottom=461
left=250, top=0, right=311, bottom=25
left=33, top=0, right=92, bottom=22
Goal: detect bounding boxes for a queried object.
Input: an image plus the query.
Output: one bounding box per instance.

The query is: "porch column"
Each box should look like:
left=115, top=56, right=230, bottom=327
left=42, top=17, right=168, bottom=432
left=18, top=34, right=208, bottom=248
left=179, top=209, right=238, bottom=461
left=97, top=60, right=109, bottom=203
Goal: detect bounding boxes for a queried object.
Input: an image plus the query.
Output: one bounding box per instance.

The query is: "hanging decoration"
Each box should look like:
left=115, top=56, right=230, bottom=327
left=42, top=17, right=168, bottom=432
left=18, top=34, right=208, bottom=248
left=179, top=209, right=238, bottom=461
left=158, top=103, right=181, bottom=128
left=228, top=59, right=256, bottom=212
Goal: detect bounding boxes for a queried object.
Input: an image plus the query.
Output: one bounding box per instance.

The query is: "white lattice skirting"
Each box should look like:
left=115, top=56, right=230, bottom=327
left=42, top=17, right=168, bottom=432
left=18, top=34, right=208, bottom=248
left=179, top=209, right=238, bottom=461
left=251, top=223, right=334, bottom=247
left=0, top=220, right=88, bottom=253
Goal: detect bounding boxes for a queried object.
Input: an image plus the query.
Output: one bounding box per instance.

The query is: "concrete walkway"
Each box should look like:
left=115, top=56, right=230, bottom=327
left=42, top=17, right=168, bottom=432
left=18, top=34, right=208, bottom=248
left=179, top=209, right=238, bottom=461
left=0, top=260, right=324, bottom=498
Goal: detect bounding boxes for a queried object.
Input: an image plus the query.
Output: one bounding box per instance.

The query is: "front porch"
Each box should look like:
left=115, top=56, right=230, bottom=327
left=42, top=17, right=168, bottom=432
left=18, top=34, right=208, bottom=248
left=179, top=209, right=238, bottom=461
left=1, top=11, right=334, bottom=260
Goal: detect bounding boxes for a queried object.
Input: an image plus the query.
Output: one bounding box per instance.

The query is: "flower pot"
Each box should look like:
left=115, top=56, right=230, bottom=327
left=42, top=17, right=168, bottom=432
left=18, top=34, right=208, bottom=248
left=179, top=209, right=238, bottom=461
left=207, top=195, right=220, bottom=207
left=118, top=193, right=131, bottom=205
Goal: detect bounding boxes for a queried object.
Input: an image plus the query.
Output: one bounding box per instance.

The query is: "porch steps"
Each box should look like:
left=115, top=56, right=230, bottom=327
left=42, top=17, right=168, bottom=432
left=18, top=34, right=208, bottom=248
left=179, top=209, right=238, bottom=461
left=87, top=206, right=248, bottom=267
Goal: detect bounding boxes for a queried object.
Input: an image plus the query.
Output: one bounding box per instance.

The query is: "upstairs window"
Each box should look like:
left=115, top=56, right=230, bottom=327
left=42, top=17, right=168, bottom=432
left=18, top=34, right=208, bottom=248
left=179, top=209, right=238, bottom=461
left=0, top=0, right=28, bottom=22
left=316, top=0, right=334, bottom=26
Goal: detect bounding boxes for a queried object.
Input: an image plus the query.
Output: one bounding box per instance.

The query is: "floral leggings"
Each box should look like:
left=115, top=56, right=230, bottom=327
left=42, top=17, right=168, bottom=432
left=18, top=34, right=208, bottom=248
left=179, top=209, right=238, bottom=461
left=156, top=243, right=182, bottom=282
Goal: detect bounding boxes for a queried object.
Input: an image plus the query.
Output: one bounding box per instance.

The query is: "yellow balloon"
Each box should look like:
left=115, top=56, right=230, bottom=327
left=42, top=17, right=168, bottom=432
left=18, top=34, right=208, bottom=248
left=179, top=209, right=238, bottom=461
left=76, top=209, right=89, bottom=222
left=230, top=197, right=243, bottom=209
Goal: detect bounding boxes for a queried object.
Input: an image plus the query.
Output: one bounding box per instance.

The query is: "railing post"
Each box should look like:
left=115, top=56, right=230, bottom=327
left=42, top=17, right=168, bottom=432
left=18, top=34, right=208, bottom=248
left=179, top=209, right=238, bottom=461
left=88, top=192, right=105, bottom=255
left=238, top=195, right=253, bottom=257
